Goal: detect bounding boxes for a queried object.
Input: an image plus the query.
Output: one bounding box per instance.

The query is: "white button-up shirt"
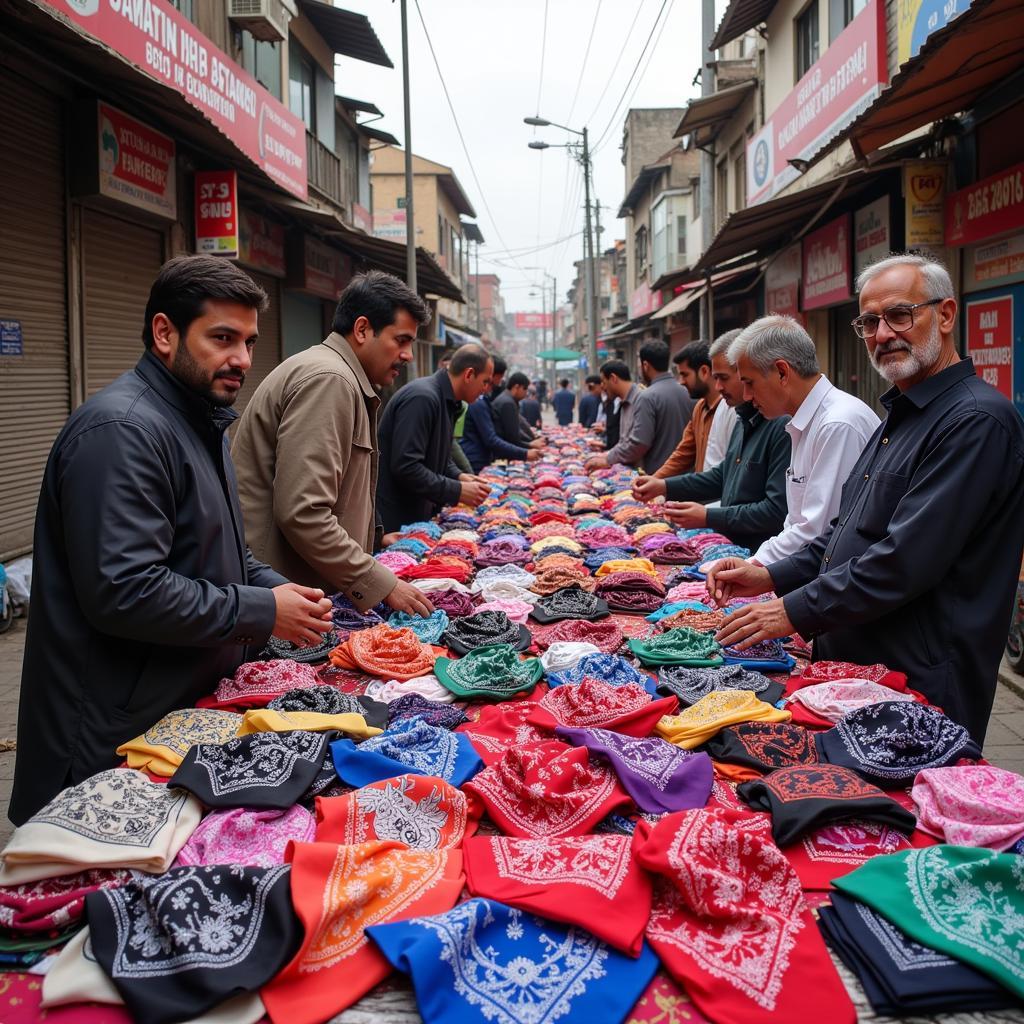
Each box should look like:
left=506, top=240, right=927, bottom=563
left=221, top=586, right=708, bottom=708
left=753, top=375, right=880, bottom=566
left=703, top=397, right=737, bottom=470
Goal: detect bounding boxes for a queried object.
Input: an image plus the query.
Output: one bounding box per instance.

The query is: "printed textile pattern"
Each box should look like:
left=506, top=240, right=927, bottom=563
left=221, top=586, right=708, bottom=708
left=387, top=695, right=470, bottom=731
left=531, top=618, right=622, bottom=653
left=0, top=869, right=135, bottom=933
left=802, top=662, right=893, bottom=684
left=391, top=899, right=609, bottom=1024
left=263, top=631, right=340, bottom=665
left=547, top=653, right=651, bottom=690
left=173, top=806, right=315, bottom=868
left=489, top=835, right=633, bottom=898
left=188, top=731, right=328, bottom=798
left=540, top=679, right=650, bottom=728
left=762, top=765, right=884, bottom=804
left=532, top=587, right=606, bottom=620
left=798, top=820, right=908, bottom=866
left=570, top=728, right=686, bottom=792
left=267, top=687, right=367, bottom=717
left=911, top=765, right=1024, bottom=850
left=135, top=709, right=241, bottom=758
left=717, top=722, right=820, bottom=769
left=443, top=611, right=524, bottom=651
left=645, top=809, right=805, bottom=1011
left=658, top=664, right=774, bottom=704
left=438, top=645, right=541, bottom=696
left=359, top=718, right=460, bottom=781
left=213, top=660, right=322, bottom=703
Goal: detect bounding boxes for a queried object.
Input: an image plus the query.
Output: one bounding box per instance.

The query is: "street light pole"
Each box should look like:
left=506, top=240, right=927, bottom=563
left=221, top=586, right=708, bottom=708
left=699, top=0, right=715, bottom=341
left=581, top=126, right=599, bottom=376
left=400, top=0, right=416, bottom=293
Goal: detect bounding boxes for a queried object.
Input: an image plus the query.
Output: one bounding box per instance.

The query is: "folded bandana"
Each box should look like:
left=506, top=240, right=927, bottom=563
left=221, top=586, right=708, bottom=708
left=330, top=717, right=483, bottom=788
left=400, top=557, right=475, bottom=582
left=546, top=652, right=653, bottom=691
left=315, top=774, right=471, bottom=849
left=540, top=678, right=677, bottom=735
left=472, top=564, right=536, bottom=591
left=261, top=841, right=464, bottom=1024
left=649, top=538, right=702, bottom=564
left=530, top=566, right=595, bottom=595
left=539, top=641, right=601, bottom=674
left=116, top=708, right=242, bottom=777
left=387, top=694, right=469, bottom=730
left=655, top=607, right=726, bottom=633
left=329, top=624, right=440, bottom=681
left=473, top=599, right=534, bottom=624
left=434, top=644, right=544, bottom=700
left=577, top=525, right=633, bottom=548
left=703, top=721, right=820, bottom=772
left=199, top=660, right=323, bottom=711
left=236, top=708, right=381, bottom=740
left=737, top=765, right=917, bottom=847
left=531, top=617, right=624, bottom=653
left=911, top=765, right=1024, bottom=850
left=428, top=589, right=478, bottom=617
left=629, top=627, right=723, bottom=667
left=657, top=663, right=784, bottom=707
left=367, top=897, right=659, bottom=1024
left=791, top=679, right=915, bottom=722
left=0, top=771, right=201, bottom=886
left=528, top=585, right=610, bottom=623
left=0, top=868, right=134, bottom=935
left=656, top=690, right=792, bottom=750
left=556, top=726, right=713, bottom=815
left=170, top=731, right=331, bottom=811
left=386, top=609, right=450, bottom=644
left=816, top=701, right=981, bottom=788
left=456, top=701, right=557, bottom=765
left=364, top=673, right=456, bottom=705
left=174, top=805, right=315, bottom=868
left=594, top=571, right=666, bottom=613
left=475, top=579, right=541, bottom=605
left=800, top=660, right=908, bottom=690
left=475, top=539, right=533, bottom=567
left=464, top=740, right=631, bottom=838
left=442, top=611, right=531, bottom=654
left=462, top=836, right=653, bottom=955
left=582, top=546, right=639, bottom=570
left=593, top=558, right=660, bottom=578
left=834, top=845, right=1024, bottom=999
left=86, top=865, right=300, bottom=1024
left=635, top=807, right=856, bottom=1024
left=262, top=631, right=340, bottom=665
left=267, top=688, right=389, bottom=728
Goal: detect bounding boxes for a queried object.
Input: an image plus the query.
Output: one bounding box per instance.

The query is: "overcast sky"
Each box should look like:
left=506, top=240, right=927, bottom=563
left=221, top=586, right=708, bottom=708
left=333, top=0, right=716, bottom=314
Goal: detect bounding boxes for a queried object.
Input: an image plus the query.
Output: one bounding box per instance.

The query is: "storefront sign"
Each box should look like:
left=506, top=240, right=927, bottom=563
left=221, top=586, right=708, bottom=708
left=372, top=208, right=407, bottom=241
left=97, top=102, right=176, bottom=218
left=904, top=161, right=947, bottom=247
left=966, top=295, right=1013, bottom=399
left=945, top=161, right=1024, bottom=247
left=897, top=0, right=974, bottom=64
left=514, top=312, right=553, bottom=329
left=352, top=202, right=373, bottom=234
left=765, top=242, right=803, bottom=320
left=854, top=196, right=890, bottom=275
left=195, top=170, right=238, bottom=256
left=238, top=208, right=286, bottom=277
left=292, top=236, right=349, bottom=300
left=966, top=232, right=1024, bottom=289
left=35, top=0, right=307, bottom=199
left=0, top=320, right=23, bottom=357
left=629, top=281, right=663, bottom=319
left=802, top=214, right=852, bottom=310
left=746, top=0, right=886, bottom=205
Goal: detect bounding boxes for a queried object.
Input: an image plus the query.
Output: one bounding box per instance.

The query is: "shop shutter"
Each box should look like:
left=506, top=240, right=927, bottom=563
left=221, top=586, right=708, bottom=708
left=0, top=73, right=69, bottom=561
left=234, top=270, right=281, bottom=416
left=81, top=209, right=164, bottom=396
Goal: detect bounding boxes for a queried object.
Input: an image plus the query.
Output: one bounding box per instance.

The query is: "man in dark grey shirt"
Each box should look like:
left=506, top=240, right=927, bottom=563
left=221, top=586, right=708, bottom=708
left=711, top=254, right=1024, bottom=744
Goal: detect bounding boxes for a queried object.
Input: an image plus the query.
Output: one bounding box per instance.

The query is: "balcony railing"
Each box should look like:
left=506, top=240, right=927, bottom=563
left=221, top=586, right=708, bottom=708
left=306, top=131, right=343, bottom=209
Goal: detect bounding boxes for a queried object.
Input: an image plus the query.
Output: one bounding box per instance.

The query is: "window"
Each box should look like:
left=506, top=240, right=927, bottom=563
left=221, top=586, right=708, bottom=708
left=691, top=178, right=701, bottom=218
left=634, top=225, right=648, bottom=279
left=795, top=0, right=820, bottom=80
left=651, top=194, right=688, bottom=281
left=288, top=41, right=315, bottom=131
left=716, top=160, right=729, bottom=229
left=241, top=32, right=281, bottom=99
left=830, top=0, right=868, bottom=40
left=437, top=215, right=445, bottom=256
left=733, top=143, right=746, bottom=210
left=170, top=0, right=194, bottom=22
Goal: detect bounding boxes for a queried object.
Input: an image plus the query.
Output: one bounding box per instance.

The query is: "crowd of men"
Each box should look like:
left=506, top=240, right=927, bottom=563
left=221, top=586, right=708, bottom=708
left=10, top=252, right=1024, bottom=825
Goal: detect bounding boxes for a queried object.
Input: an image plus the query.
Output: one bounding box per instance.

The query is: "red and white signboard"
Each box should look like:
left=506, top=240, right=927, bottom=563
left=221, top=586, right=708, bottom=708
left=238, top=208, right=286, bottom=277
left=765, top=242, right=803, bottom=321
left=854, top=195, right=890, bottom=275
left=746, top=0, right=886, bottom=205
left=802, top=214, right=852, bottom=310
left=36, top=0, right=306, bottom=199
left=945, top=161, right=1024, bottom=247
left=195, top=170, right=238, bottom=256
left=514, top=312, right=554, bottom=329
left=629, top=281, right=663, bottom=319
left=97, top=102, right=176, bottom=218
left=966, top=295, right=1013, bottom=400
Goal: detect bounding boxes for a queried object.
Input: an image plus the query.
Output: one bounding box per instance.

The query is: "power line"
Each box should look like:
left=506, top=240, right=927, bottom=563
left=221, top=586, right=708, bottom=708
left=584, top=0, right=647, bottom=128
left=535, top=0, right=550, bottom=114
left=565, top=0, right=604, bottom=125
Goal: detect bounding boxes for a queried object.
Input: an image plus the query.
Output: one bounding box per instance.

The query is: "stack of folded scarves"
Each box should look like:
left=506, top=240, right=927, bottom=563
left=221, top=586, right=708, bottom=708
left=594, top=570, right=666, bottom=613
left=328, top=624, right=441, bottom=681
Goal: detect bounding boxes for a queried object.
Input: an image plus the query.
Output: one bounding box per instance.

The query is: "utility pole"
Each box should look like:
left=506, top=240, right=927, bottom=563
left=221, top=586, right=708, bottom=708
left=474, top=240, right=481, bottom=334
left=699, top=0, right=715, bottom=341
left=581, top=127, right=599, bottom=375
left=400, top=0, right=416, bottom=292
left=593, top=198, right=604, bottom=344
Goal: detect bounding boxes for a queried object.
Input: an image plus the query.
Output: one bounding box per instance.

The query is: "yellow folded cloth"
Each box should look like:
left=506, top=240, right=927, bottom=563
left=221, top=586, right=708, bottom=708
left=655, top=690, right=791, bottom=749
left=594, top=558, right=660, bottom=578
left=236, top=708, right=383, bottom=740
left=116, top=708, right=242, bottom=777
left=530, top=536, right=583, bottom=554
left=633, top=522, right=673, bottom=540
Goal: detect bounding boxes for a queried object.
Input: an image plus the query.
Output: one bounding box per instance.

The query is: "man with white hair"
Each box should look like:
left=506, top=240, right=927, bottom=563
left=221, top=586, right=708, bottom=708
left=711, top=254, right=1024, bottom=744
left=729, top=314, right=879, bottom=565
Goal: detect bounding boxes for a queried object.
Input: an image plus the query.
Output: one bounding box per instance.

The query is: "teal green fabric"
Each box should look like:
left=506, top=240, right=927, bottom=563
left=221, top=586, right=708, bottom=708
left=627, top=627, right=723, bottom=667
left=434, top=644, right=543, bottom=699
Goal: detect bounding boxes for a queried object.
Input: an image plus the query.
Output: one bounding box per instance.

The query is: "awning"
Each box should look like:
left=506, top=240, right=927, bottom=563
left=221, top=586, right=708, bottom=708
left=359, top=124, right=401, bottom=147
left=462, top=222, right=485, bottom=244
left=652, top=286, right=706, bottom=320
left=693, top=171, right=878, bottom=273
left=673, top=81, right=758, bottom=146
left=296, top=0, right=392, bottom=68
left=336, top=96, right=383, bottom=117
left=618, top=162, right=669, bottom=218
left=710, top=0, right=780, bottom=50
left=829, top=0, right=1024, bottom=160
left=536, top=347, right=581, bottom=361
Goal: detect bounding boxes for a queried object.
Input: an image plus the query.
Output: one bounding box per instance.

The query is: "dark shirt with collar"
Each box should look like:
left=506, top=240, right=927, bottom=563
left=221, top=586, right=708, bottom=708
left=664, top=403, right=791, bottom=551
left=578, top=390, right=601, bottom=427
left=520, top=397, right=542, bottom=429
left=377, top=369, right=464, bottom=533
left=552, top=387, right=575, bottom=425
left=490, top=388, right=524, bottom=446
left=768, top=360, right=1024, bottom=744
left=460, top=394, right=528, bottom=473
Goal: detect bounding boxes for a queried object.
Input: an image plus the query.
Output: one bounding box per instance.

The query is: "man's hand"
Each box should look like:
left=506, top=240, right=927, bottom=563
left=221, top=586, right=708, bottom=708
left=704, top=558, right=773, bottom=606
left=271, top=583, right=334, bottom=647
left=528, top=438, right=545, bottom=450
left=459, top=479, right=491, bottom=507
left=715, top=597, right=794, bottom=650
left=384, top=579, right=435, bottom=617
left=662, top=501, right=707, bottom=529
left=525, top=448, right=542, bottom=462
left=585, top=453, right=609, bottom=471
left=632, top=475, right=666, bottom=503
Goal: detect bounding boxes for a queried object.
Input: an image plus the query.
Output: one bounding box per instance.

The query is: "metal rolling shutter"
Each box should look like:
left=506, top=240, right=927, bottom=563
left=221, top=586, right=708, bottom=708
left=0, top=73, right=69, bottom=561
left=81, top=209, right=164, bottom=396
left=235, top=270, right=281, bottom=416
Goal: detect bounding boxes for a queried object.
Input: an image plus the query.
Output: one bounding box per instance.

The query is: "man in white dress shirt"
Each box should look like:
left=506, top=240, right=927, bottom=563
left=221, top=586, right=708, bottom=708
left=728, top=315, right=879, bottom=565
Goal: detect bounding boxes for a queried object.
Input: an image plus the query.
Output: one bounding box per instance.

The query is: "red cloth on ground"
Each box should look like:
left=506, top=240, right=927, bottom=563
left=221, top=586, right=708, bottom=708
left=539, top=677, right=678, bottom=735
left=463, top=833, right=653, bottom=955
left=531, top=618, right=624, bottom=653
left=456, top=700, right=558, bottom=765
left=397, top=558, right=473, bottom=583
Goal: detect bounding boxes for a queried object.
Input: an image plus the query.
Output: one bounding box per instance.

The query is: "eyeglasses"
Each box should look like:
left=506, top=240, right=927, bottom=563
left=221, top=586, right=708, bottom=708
left=851, top=298, right=942, bottom=339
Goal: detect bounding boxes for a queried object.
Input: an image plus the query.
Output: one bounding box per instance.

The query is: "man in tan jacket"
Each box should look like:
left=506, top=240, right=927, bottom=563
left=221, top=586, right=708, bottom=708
left=232, top=271, right=433, bottom=615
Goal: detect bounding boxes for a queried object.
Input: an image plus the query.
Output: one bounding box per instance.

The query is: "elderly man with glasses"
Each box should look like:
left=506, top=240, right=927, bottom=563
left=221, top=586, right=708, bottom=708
left=709, top=253, right=1024, bottom=745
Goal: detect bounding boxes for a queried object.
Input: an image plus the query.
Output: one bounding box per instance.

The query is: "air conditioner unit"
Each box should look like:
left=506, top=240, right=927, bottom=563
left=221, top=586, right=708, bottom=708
left=228, top=0, right=297, bottom=43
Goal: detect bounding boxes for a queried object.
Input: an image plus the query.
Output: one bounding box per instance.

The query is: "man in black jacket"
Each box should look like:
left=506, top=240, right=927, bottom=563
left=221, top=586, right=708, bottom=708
left=492, top=371, right=540, bottom=447
left=10, top=256, right=333, bottom=825
left=376, top=345, right=493, bottom=532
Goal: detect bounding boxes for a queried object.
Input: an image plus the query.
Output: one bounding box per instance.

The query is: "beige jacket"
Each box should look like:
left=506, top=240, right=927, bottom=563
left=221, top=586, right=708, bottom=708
left=232, top=333, right=397, bottom=611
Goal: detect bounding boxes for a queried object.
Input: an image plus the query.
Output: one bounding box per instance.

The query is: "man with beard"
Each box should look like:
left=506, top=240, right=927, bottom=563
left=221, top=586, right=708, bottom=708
left=10, top=255, right=335, bottom=824
left=233, top=271, right=434, bottom=617
left=710, top=254, right=1024, bottom=745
